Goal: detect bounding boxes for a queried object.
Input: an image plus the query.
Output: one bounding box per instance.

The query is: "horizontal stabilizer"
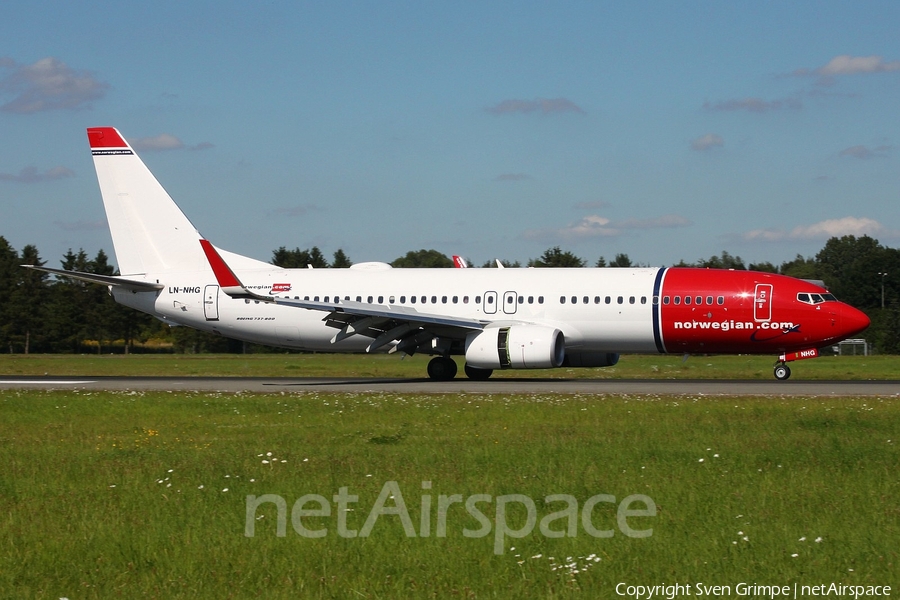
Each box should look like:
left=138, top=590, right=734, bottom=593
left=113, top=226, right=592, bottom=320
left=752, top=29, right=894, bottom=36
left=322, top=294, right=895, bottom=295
left=21, top=265, right=163, bottom=292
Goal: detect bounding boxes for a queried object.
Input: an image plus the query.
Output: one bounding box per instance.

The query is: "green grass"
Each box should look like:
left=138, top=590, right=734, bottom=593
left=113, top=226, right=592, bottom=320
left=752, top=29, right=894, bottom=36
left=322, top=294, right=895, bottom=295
left=1, top=390, right=897, bottom=598
left=0, top=352, right=897, bottom=379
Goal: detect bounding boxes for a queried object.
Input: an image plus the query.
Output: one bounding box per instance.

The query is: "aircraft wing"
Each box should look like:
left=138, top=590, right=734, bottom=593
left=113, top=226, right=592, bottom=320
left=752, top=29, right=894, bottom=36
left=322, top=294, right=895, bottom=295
left=200, top=240, right=486, bottom=353
left=20, top=265, right=164, bottom=292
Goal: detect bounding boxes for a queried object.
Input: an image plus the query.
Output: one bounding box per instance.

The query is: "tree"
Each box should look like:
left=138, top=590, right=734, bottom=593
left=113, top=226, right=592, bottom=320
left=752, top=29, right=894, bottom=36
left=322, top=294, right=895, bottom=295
left=391, top=249, right=453, bottom=268
left=0, top=237, right=20, bottom=352
left=609, top=253, right=633, bottom=268
left=815, top=236, right=886, bottom=309
left=331, top=249, right=352, bottom=268
left=777, top=254, right=819, bottom=279
left=697, top=251, right=745, bottom=270
left=271, top=246, right=328, bottom=268
left=9, top=244, right=49, bottom=353
left=528, top=247, right=585, bottom=268
left=595, top=256, right=607, bottom=267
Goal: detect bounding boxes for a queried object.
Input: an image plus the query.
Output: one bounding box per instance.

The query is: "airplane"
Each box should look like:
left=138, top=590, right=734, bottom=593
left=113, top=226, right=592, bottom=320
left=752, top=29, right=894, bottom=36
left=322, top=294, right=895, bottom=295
left=25, top=127, right=870, bottom=381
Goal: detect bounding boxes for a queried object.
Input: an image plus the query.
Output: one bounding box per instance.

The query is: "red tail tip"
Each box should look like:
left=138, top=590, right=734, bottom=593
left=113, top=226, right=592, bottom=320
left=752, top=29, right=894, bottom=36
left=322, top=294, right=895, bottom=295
left=87, top=127, right=128, bottom=149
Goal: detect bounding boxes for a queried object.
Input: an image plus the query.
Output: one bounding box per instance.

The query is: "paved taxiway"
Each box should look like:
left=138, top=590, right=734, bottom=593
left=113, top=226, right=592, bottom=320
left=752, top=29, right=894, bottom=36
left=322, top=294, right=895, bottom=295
left=0, top=376, right=898, bottom=396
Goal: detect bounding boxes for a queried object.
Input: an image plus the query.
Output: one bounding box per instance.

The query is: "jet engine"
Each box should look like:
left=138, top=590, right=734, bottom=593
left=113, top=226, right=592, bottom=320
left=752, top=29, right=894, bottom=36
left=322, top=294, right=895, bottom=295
left=465, top=326, right=565, bottom=369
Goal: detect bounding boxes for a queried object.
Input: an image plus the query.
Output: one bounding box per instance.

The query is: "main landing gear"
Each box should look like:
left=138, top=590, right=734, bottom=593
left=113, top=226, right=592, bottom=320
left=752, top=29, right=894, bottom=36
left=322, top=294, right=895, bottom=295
left=426, top=357, right=494, bottom=381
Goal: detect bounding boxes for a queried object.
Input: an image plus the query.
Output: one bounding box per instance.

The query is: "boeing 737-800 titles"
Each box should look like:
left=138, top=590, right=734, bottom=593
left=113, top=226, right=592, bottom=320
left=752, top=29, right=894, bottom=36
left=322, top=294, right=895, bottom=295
left=26, top=127, right=870, bottom=381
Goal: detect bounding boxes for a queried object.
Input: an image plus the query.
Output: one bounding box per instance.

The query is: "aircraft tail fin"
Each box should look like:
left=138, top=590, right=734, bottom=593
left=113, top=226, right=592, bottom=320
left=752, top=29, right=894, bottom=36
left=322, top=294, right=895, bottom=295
left=88, top=127, right=206, bottom=276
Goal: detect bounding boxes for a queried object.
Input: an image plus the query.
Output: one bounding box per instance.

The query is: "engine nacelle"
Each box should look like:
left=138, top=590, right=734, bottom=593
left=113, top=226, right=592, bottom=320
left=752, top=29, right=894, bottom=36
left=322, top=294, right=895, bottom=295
left=465, top=326, right=565, bottom=370
left=562, top=350, right=620, bottom=368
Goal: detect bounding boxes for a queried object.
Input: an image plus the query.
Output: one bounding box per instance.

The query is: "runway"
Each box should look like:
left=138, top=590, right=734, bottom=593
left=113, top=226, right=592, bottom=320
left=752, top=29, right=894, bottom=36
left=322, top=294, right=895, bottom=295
left=1, top=376, right=898, bottom=396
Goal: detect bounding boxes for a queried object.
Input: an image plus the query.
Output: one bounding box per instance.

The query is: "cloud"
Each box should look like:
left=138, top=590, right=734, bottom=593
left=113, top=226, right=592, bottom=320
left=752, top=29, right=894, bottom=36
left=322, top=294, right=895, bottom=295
left=839, top=144, right=892, bottom=159
left=189, top=141, right=214, bottom=151
left=487, top=97, right=585, bottom=116
left=0, top=165, right=74, bottom=183
left=691, top=133, right=724, bottom=151
left=130, top=134, right=185, bottom=152
left=738, top=216, right=896, bottom=242
left=0, top=57, right=108, bottom=113
left=815, top=55, right=900, bottom=77
left=703, top=97, right=802, bottom=113
left=523, top=213, right=692, bottom=241
left=494, top=173, right=530, bottom=181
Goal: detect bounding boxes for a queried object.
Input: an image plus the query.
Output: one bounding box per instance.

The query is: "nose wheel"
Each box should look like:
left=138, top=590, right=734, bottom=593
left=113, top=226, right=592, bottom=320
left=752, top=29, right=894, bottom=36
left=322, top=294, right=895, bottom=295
left=773, top=363, right=791, bottom=381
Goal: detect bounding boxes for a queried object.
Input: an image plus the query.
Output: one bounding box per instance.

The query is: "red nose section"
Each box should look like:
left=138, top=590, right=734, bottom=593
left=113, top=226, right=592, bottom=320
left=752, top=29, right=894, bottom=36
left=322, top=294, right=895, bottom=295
left=840, top=304, right=870, bottom=338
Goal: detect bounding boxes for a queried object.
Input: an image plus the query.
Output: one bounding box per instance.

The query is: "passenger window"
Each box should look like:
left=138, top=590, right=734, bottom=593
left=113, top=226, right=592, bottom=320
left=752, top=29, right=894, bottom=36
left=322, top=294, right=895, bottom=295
left=486, top=296, right=493, bottom=304
left=528, top=296, right=534, bottom=304
left=442, top=296, right=447, bottom=304
left=367, top=296, right=372, bottom=303
left=431, top=296, right=437, bottom=304
left=538, top=296, right=544, bottom=304
left=572, top=296, right=578, bottom=304
left=463, top=296, right=469, bottom=304
left=452, top=296, right=458, bottom=303
left=617, top=296, right=624, bottom=304
left=663, top=296, right=669, bottom=305
left=356, top=296, right=362, bottom=302
left=605, top=296, right=611, bottom=304
left=629, top=296, right=635, bottom=304
left=411, top=296, right=417, bottom=304
left=674, top=296, right=681, bottom=305
left=717, top=296, right=724, bottom=305
left=583, top=296, right=589, bottom=304
left=643, top=296, right=649, bottom=305
left=684, top=296, right=691, bottom=305
left=594, top=296, right=600, bottom=304
left=695, top=296, right=702, bottom=305
left=324, top=296, right=330, bottom=303
left=400, top=296, right=406, bottom=303
left=476, top=296, right=481, bottom=303
left=560, top=296, right=566, bottom=304
left=706, top=296, right=713, bottom=305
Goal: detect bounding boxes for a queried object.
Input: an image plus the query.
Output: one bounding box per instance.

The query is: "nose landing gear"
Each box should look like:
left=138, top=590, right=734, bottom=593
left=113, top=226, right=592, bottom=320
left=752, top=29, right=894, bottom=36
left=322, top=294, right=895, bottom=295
left=774, top=348, right=819, bottom=381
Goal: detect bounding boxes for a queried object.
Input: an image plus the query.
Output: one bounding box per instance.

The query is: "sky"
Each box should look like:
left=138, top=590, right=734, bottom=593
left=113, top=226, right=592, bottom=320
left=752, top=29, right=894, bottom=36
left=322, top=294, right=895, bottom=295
left=1, top=1, right=899, bottom=270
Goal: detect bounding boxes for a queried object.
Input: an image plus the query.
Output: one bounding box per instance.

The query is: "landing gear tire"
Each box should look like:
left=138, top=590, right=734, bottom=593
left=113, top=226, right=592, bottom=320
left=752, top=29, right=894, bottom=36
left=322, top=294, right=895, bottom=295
left=464, top=364, right=493, bottom=380
left=774, top=364, right=791, bottom=381
left=427, top=357, right=458, bottom=381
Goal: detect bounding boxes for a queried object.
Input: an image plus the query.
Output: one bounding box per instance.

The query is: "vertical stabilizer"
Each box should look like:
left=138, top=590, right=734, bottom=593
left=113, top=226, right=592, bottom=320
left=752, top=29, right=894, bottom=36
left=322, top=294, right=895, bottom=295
left=88, top=127, right=205, bottom=276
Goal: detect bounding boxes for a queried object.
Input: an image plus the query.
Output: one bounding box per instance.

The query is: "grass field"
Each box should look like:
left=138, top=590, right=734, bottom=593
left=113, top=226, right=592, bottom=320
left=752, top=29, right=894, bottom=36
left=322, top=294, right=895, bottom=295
left=1, top=388, right=897, bottom=598
left=0, top=352, right=896, bottom=379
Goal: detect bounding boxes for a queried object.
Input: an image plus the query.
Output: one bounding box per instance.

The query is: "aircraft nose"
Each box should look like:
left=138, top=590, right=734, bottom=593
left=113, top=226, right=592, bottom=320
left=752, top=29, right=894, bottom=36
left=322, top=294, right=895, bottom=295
left=840, top=304, right=870, bottom=337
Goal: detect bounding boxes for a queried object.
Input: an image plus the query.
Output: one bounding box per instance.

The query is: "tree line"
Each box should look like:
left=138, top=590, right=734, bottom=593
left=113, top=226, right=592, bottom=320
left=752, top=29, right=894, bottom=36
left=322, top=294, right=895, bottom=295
left=2, top=235, right=898, bottom=354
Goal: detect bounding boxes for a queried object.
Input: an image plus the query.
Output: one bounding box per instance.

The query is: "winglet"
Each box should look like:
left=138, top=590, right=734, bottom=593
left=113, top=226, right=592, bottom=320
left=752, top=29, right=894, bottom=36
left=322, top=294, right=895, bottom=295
left=452, top=255, right=467, bottom=268
left=200, top=239, right=263, bottom=299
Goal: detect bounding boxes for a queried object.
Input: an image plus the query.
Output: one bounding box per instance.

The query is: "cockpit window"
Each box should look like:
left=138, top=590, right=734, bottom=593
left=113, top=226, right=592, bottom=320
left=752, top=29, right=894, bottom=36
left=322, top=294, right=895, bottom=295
left=797, top=292, right=836, bottom=305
